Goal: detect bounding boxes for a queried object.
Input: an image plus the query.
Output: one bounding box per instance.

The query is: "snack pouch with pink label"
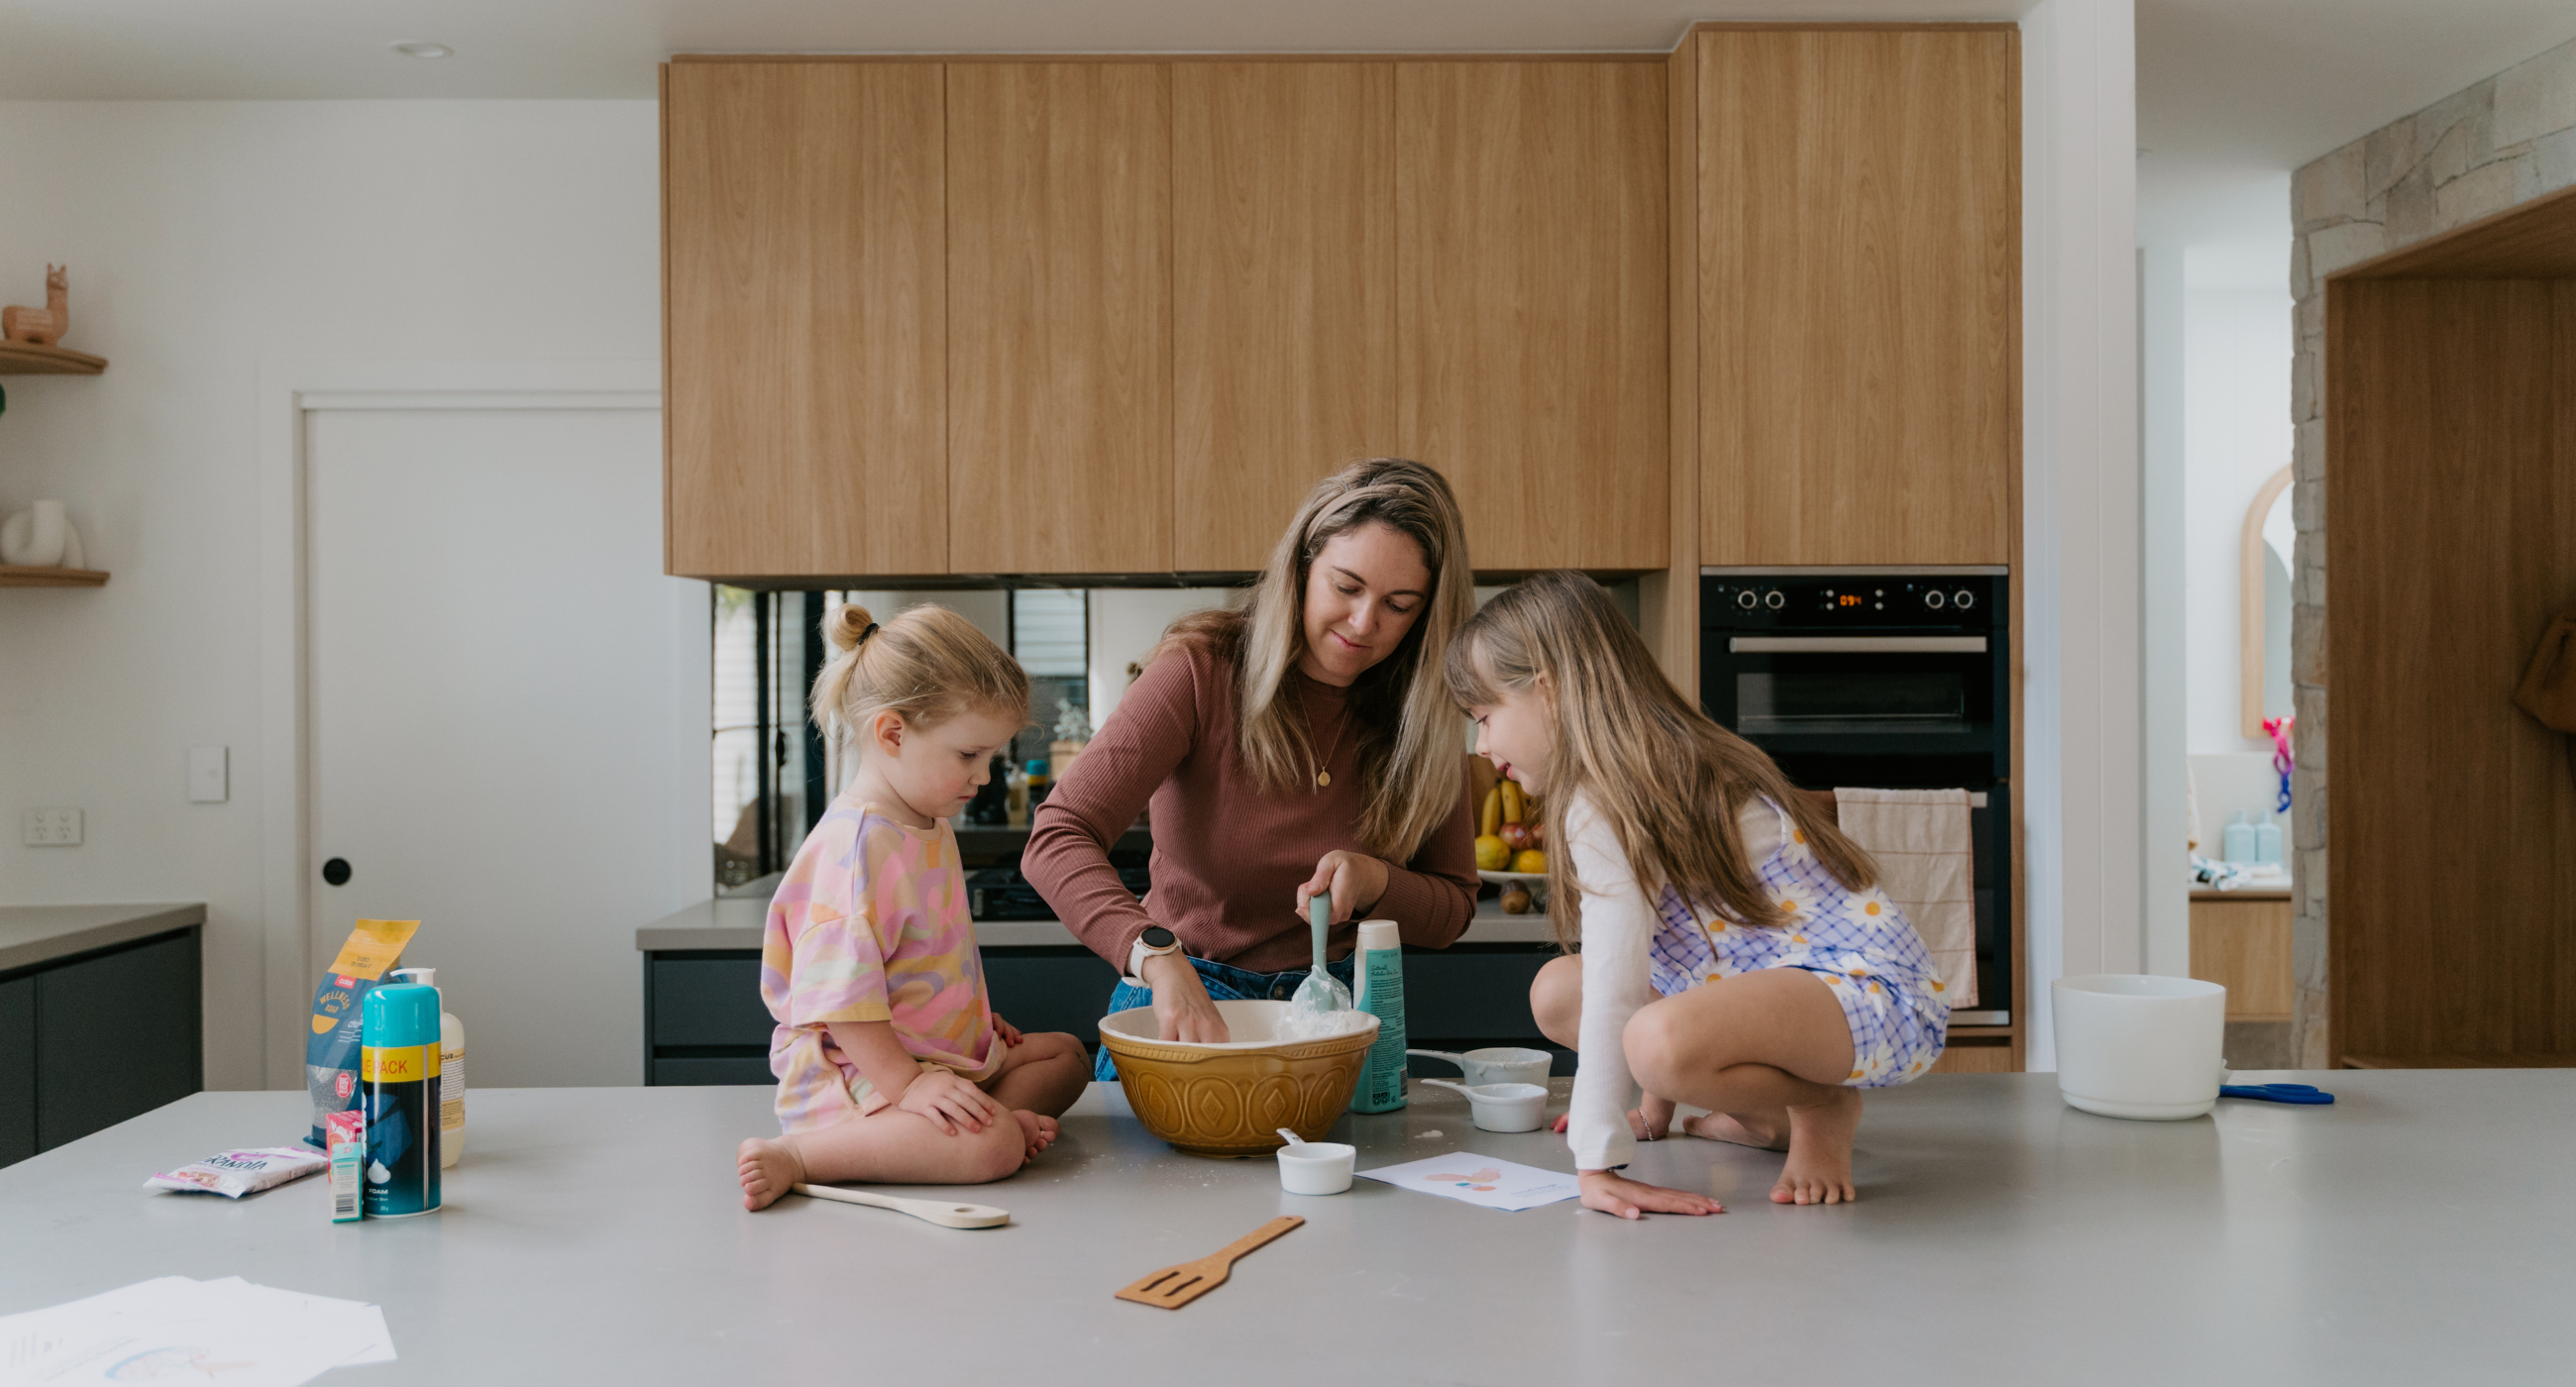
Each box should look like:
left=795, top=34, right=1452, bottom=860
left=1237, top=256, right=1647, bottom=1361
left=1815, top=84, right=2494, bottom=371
left=144, top=1145, right=328, bottom=1199
left=303, top=918, right=419, bottom=1147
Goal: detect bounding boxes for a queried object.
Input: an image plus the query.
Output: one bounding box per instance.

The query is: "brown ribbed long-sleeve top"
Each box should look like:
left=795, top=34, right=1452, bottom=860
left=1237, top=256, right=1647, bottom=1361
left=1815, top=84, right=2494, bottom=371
left=1023, top=641, right=1479, bottom=975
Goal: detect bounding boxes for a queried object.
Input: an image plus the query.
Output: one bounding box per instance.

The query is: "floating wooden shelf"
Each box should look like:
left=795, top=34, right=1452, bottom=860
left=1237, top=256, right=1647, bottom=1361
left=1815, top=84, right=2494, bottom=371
left=0, top=341, right=107, bottom=375
left=0, top=566, right=108, bottom=587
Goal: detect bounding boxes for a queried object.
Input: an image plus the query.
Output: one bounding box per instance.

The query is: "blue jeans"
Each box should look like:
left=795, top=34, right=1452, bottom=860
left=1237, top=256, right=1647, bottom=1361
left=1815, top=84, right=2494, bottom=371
left=1093, top=954, right=1359, bottom=1081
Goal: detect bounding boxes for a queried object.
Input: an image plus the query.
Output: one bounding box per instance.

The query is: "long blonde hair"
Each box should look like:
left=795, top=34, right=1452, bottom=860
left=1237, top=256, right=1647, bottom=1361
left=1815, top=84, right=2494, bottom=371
left=810, top=601, right=1028, bottom=756
left=1158, top=459, right=1474, bottom=861
left=1445, top=571, right=1875, bottom=943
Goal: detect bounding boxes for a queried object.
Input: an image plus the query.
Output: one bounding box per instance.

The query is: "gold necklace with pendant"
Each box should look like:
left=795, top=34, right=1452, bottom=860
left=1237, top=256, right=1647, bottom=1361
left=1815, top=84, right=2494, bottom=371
left=1314, top=700, right=1352, bottom=790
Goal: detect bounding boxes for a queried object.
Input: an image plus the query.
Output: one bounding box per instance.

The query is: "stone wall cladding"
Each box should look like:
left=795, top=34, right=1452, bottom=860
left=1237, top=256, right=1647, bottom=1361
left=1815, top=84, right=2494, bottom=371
left=2287, top=35, right=2576, bottom=1067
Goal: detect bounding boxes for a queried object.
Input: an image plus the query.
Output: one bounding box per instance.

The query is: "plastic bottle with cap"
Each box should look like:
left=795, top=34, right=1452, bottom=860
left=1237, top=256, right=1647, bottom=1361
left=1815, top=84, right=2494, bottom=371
left=360, top=981, right=443, bottom=1216
left=389, top=967, right=464, bottom=1168
left=1348, top=919, right=1409, bottom=1113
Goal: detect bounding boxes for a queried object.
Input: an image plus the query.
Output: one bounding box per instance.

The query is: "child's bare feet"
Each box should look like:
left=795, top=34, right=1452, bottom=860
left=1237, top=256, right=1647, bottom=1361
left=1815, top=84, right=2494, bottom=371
left=1771, top=1087, right=1862, bottom=1206
left=737, top=1136, right=808, bottom=1212
left=1012, top=1110, right=1059, bottom=1164
left=1679, top=1109, right=1791, bottom=1151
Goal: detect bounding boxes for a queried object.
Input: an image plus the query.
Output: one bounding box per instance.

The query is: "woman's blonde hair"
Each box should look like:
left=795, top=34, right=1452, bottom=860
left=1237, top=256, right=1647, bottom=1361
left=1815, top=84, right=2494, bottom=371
left=1158, top=459, right=1474, bottom=861
left=810, top=601, right=1029, bottom=754
left=1444, top=571, right=1876, bottom=944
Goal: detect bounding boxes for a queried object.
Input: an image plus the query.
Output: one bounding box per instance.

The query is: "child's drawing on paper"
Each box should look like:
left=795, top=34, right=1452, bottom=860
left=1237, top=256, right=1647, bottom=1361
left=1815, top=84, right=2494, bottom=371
left=1424, top=1167, right=1502, bottom=1191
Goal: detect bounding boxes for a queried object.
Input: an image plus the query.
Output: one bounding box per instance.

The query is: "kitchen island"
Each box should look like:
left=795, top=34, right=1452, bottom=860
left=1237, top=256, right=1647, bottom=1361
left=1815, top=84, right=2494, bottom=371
left=3, top=1072, right=2566, bottom=1383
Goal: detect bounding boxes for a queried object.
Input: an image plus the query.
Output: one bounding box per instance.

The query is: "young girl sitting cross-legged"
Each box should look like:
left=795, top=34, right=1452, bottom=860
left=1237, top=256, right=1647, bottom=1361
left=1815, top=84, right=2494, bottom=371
left=1446, top=573, right=1948, bottom=1218
left=738, top=602, right=1092, bottom=1210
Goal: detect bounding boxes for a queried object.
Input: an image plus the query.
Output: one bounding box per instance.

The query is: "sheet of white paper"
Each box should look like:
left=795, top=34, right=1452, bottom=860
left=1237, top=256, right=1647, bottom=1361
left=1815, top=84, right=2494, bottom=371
left=0, top=1277, right=392, bottom=1387
left=1355, top=1153, right=1583, bottom=1211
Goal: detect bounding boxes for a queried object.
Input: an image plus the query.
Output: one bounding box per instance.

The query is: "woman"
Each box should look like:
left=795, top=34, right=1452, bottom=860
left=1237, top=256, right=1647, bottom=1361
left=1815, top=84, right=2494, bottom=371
left=1023, top=459, right=1479, bottom=1068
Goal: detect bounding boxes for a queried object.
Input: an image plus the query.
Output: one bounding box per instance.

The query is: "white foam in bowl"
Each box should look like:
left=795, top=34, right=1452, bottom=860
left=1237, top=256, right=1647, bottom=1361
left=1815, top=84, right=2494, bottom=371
left=1098, top=998, right=1378, bottom=1051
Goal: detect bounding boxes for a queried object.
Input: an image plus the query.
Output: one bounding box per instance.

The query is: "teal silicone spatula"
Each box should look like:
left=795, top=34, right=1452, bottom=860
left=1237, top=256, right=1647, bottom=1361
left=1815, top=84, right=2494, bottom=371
left=1287, top=892, right=1352, bottom=1018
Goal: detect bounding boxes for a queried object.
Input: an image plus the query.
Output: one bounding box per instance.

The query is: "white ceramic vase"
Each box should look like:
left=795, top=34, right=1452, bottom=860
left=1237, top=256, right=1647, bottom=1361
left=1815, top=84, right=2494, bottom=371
left=1, top=500, right=69, bottom=567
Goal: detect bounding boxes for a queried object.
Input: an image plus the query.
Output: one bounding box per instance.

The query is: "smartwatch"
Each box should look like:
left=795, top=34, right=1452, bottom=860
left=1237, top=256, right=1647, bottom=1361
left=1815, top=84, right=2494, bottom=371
left=1127, top=925, right=1182, bottom=983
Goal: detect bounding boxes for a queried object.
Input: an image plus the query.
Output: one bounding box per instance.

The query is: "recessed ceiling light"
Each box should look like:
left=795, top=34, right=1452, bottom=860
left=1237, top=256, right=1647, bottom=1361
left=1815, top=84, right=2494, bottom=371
left=390, top=42, right=453, bottom=59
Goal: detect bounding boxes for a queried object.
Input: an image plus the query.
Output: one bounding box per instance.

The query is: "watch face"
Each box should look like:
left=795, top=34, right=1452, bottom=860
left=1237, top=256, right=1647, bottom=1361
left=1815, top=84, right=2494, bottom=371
left=1141, top=926, right=1176, bottom=949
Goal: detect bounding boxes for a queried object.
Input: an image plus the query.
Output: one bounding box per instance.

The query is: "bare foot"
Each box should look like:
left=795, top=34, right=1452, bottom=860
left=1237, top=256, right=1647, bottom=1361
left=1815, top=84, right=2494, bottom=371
left=1012, top=1110, right=1059, bottom=1164
left=1679, top=1109, right=1791, bottom=1151
left=737, top=1136, right=807, bottom=1212
left=1770, top=1088, right=1862, bottom=1206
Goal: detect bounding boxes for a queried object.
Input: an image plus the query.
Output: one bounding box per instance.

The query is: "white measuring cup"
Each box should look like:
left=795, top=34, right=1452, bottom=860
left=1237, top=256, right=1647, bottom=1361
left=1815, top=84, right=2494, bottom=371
left=1406, top=1046, right=1552, bottom=1088
left=1274, top=1128, right=1355, bottom=1194
left=1418, top=1079, right=1550, bottom=1133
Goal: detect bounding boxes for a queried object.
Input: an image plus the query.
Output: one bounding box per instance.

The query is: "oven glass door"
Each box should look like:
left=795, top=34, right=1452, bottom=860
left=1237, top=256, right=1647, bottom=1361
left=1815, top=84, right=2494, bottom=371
left=1708, top=637, right=1996, bottom=749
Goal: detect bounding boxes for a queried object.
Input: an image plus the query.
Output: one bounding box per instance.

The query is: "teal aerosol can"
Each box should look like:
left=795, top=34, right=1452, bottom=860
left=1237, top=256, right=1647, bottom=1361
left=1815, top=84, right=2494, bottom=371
left=1348, top=919, right=1409, bottom=1113
left=360, top=981, right=443, bottom=1218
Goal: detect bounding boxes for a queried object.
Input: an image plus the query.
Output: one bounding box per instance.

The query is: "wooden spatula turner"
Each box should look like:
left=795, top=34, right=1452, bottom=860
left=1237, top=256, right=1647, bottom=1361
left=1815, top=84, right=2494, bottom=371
left=1115, top=1216, right=1304, bottom=1309
left=794, top=1182, right=1010, bottom=1228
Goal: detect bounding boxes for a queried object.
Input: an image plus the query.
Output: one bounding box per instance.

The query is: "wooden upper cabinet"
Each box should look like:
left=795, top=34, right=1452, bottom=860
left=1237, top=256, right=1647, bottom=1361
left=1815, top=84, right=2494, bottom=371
left=947, top=63, right=1172, bottom=574
left=1172, top=63, right=1396, bottom=573
left=1697, top=28, right=2019, bottom=566
left=1395, top=61, right=1668, bottom=574
left=663, top=62, right=947, bottom=579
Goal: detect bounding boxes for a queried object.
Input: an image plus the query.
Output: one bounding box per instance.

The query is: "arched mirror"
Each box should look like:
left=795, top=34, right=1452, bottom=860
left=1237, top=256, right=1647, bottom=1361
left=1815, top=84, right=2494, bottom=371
left=2240, top=466, right=2294, bottom=738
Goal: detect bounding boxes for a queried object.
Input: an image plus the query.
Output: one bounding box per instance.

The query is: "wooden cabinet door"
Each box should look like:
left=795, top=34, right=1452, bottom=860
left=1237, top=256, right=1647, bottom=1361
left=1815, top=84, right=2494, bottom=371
left=664, top=62, right=947, bottom=579
left=1697, top=28, right=2018, bottom=566
left=1172, top=63, right=1396, bottom=573
left=947, top=63, right=1172, bottom=574
left=1395, top=61, right=1668, bottom=574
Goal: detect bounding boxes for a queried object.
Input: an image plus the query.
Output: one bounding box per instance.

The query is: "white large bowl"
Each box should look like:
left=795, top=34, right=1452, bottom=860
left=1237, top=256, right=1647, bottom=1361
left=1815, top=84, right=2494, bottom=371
left=2052, top=974, right=2228, bottom=1120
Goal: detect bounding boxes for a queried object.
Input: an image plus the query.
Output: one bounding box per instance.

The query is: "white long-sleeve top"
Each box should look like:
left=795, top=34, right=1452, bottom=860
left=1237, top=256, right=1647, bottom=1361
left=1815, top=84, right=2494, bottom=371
left=1562, top=792, right=1779, bottom=1172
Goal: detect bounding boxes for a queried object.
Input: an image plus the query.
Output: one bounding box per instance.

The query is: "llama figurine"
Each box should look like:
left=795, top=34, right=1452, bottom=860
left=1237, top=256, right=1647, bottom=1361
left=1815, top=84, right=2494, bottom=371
left=3, top=266, right=69, bottom=347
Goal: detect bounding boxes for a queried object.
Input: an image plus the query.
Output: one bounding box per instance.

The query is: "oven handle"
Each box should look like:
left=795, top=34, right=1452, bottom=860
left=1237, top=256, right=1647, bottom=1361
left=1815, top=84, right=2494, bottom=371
left=1727, top=636, right=1988, bottom=653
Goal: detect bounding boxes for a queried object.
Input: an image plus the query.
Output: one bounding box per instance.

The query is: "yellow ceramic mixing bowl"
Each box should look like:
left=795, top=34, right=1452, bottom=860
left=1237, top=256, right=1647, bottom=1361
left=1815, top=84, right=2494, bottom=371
left=1098, top=999, right=1379, bottom=1157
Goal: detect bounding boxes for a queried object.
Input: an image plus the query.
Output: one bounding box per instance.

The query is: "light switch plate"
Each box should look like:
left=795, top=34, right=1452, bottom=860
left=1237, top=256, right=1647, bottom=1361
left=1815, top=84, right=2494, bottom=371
left=188, top=746, right=230, bottom=803
left=23, top=808, right=82, bottom=846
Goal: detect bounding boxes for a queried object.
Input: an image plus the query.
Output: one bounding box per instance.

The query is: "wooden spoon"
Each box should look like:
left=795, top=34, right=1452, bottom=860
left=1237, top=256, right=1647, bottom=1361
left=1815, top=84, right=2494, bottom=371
left=793, top=1182, right=1010, bottom=1228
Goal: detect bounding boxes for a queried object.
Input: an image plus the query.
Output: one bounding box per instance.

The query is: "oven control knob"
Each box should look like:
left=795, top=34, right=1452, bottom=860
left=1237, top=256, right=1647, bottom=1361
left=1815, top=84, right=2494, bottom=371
left=1764, top=589, right=1784, bottom=610
left=1736, top=588, right=1759, bottom=610
left=1925, top=589, right=1946, bottom=609
left=1953, top=589, right=1976, bottom=610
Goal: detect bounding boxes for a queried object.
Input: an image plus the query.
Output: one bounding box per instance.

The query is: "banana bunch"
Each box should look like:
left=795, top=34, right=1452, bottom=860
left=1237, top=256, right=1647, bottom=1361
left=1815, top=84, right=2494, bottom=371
left=1473, top=779, right=1547, bottom=877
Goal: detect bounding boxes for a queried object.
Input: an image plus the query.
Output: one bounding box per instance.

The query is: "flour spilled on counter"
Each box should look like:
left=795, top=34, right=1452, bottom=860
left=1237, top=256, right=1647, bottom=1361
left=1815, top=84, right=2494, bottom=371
left=1416, top=1130, right=1444, bottom=1138
left=1273, top=1009, right=1376, bottom=1041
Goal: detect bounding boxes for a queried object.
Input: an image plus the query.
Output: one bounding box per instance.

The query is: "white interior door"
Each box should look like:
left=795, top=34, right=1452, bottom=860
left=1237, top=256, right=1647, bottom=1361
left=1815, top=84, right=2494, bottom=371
left=308, top=405, right=708, bottom=1088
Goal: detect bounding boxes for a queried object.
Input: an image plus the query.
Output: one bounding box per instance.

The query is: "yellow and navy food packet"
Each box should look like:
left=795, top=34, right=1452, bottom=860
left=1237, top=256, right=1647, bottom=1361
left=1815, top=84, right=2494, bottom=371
left=303, top=918, right=419, bottom=1148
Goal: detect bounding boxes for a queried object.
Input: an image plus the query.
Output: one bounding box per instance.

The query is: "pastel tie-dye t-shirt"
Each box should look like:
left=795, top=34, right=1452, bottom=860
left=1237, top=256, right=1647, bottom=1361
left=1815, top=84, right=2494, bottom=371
left=760, top=799, right=1002, bottom=1133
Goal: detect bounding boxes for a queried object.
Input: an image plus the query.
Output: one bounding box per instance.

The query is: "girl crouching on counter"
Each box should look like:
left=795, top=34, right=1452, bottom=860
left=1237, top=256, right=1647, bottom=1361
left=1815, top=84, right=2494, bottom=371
left=1446, top=573, right=1948, bottom=1217
left=738, top=603, right=1091, bottom=1210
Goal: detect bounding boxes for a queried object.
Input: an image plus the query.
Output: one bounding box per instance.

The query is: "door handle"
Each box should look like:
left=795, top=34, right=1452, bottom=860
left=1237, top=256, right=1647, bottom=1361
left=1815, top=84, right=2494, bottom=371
left=1727, top=636, right=1988, bottom=653
left=322, top=857, right=352, bottom=886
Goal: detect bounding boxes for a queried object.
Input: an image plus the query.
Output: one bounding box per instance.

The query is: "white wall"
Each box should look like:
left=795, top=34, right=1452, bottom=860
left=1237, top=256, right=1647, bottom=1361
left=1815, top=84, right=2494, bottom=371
left=2138, top=244, right=2189, bottom=976
left=2181, top=232, right=2294, bottom=756
left=1087, top=588, right=1236, bottom=726
left=0, top=100, right=662, bottom=1091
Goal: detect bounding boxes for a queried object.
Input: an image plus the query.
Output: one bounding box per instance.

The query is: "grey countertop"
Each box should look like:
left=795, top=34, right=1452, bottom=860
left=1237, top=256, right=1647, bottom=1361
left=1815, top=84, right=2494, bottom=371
left=0, top=902, right=205, bottom=972
left=637, top=895, right=1559, bottom=952
left=4, top=1072, right=2566, bottom=1383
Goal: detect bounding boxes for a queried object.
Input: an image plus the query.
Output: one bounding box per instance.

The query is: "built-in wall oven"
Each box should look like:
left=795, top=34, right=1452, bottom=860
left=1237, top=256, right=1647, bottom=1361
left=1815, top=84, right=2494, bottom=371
left=1701, top=569, right=2011, bottom=1023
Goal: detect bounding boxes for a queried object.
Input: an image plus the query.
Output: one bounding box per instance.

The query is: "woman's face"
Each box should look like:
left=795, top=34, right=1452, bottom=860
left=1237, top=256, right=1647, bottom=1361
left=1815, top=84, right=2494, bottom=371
left=1298, top=521, right=1432, bottom=688
left=1469, top=682, right=1554, bottom=796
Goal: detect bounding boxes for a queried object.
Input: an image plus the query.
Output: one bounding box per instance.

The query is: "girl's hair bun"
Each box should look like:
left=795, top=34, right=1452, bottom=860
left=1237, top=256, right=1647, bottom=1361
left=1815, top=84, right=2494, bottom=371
left=826, top=602, right=878, bottom=653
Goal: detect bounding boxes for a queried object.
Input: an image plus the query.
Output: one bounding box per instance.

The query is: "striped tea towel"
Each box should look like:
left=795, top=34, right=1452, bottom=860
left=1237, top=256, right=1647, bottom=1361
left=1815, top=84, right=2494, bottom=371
left=1834, top=788, right=1977, bottom=1007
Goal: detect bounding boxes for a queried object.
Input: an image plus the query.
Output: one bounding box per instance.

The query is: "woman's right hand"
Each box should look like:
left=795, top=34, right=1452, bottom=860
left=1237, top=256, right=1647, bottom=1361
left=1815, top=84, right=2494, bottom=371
left=1140, top=952, right=1231, bottom=1043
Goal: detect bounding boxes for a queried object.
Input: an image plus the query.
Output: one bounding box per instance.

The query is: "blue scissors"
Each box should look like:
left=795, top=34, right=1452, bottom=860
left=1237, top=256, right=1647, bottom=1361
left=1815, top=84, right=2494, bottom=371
left=2219, top=1082, right=2334, bottom=1105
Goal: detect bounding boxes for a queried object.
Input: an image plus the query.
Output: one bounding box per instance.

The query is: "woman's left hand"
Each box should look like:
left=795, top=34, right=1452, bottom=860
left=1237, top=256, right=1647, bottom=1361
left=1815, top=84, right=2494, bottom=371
left=1296, top=851, right=1391, bottom=924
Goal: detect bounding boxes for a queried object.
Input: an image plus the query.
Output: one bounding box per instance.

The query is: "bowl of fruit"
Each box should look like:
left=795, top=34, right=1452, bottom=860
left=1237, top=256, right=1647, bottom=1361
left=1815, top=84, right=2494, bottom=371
left=1473, top=778, right=1549, bottom=912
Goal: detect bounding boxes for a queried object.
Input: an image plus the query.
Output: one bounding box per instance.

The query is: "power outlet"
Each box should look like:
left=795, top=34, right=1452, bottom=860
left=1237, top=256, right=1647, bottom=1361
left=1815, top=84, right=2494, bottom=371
left=23, top=807, right=82, bottom=846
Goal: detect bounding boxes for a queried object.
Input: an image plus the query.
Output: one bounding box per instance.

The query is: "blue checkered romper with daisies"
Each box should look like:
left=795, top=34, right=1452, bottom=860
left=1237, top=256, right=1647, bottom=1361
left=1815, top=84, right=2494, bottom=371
left=1647, top=799, right=1951, bottom=1087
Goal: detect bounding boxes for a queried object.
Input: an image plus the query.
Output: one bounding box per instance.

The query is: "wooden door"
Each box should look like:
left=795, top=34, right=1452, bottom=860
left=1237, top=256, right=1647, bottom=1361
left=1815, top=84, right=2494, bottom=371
left=1172, top=62, right=1396, bottom=573
left=1697, top=28, right=2018, bottom=566
left=1395, top=61, right=1668, bottom=574
left=663, top=62, right=947, bottom=579
left=947, top=62, right=1172, bottom=574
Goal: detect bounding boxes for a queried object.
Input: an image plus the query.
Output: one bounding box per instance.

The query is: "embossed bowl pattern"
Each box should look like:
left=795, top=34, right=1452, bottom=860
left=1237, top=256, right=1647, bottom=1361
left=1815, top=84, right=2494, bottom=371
left=1097, top=1000, right=1379, bottom=1157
